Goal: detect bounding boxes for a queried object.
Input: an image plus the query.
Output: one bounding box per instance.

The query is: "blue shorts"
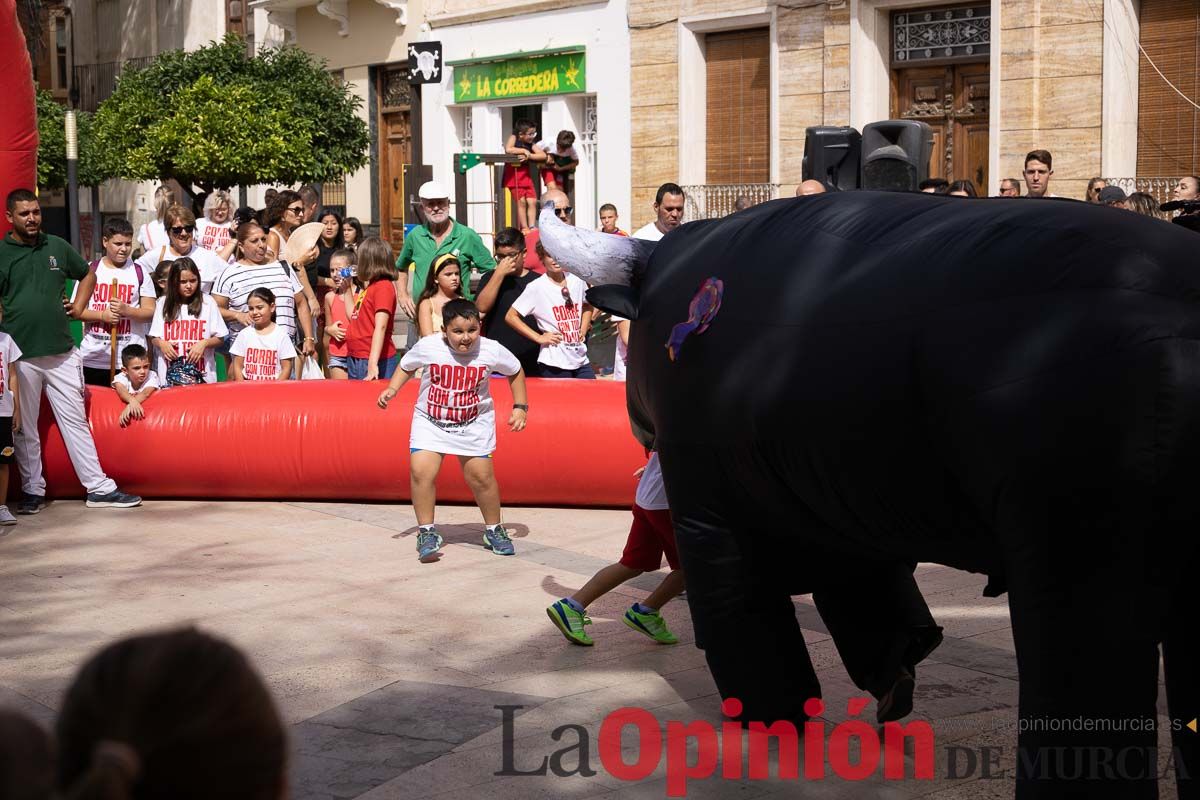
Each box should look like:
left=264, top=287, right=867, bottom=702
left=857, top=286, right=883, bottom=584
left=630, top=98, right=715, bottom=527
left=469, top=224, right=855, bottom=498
left=347, top=355, right=398, bottom=381
left=538, top=363, right=596, bottom=379
left=328, top=355, right=349, bottom=371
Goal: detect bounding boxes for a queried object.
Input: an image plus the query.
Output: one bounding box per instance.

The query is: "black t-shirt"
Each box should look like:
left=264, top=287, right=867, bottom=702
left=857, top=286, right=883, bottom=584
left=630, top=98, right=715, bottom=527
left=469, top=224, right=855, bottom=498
left=478, top=269, right=541, bottom=376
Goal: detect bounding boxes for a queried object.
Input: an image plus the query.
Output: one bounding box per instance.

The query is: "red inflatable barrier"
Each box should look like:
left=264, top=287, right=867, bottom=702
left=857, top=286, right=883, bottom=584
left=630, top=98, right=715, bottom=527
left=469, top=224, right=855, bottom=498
left=40, top=379, right=645, bottom=507
left=0, top=0, right=38, bottom=237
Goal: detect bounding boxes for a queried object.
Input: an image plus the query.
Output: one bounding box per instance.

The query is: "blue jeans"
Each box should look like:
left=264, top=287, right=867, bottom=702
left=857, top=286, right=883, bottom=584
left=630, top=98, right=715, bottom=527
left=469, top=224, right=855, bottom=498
left=538, top=363, right=596, bottom=379
left=347, top=355, right=398, bottom=380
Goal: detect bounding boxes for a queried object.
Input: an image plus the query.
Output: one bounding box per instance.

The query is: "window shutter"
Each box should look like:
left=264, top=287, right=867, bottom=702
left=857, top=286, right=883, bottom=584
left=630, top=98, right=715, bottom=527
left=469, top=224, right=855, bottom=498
left=706, top=28, right=771, bottom=185
left=1137, top=0, right=1200, bottom=176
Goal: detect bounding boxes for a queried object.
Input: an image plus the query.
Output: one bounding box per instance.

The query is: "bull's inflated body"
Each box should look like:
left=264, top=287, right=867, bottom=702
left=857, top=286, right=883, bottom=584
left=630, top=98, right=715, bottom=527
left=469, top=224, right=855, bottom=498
left=542, top=193, right=1199, bottom=798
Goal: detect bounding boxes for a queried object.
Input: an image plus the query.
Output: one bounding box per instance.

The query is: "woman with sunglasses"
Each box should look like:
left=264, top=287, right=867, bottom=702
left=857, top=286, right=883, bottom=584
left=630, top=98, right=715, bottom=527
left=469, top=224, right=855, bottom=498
left=133, top=205, right=228, bottom=295
left=264, top=189, right=320, bottom=320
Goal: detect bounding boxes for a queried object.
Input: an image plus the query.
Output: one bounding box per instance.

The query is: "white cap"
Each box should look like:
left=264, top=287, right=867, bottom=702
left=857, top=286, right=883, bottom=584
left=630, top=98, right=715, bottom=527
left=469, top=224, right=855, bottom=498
left=418, top=181, right=450, bottom=200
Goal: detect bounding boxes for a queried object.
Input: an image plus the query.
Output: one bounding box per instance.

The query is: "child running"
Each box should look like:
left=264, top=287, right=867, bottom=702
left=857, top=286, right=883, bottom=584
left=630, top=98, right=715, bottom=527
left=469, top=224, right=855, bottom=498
left=416, top=254, right=465, bottom=337
left=547, top=452, right=684, bottom=646
left=377, top=299, right=528, bottom=562
left=148, top=258, right=228, bottom=386
left=112, top=344, right=159, bottom=427
left=230, top=288, right=298, bottom=381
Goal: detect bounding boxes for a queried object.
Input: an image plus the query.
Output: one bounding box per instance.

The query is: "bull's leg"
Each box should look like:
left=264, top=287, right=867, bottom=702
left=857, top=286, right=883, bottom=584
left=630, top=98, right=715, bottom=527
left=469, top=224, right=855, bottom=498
left=658, top=446, right=819, bottom=726
left=814, top=561, right=942, bottom=719
left=1165, top=560, right=1198, bottom=800
left=1006, top=555, right=1161, bottom=799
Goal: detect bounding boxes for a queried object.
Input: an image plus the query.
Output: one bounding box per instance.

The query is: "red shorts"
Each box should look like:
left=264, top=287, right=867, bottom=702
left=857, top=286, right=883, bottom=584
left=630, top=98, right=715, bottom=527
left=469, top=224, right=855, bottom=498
left=619, top=505, right=679, bottom=572
left=502, top=164, right=537, bottom=200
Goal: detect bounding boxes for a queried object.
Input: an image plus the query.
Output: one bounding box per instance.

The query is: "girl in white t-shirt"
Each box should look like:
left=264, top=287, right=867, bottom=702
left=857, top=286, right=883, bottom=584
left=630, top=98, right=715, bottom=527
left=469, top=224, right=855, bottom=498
left=377, top=299, right=529, bottom=563
left=73, top=218, right=157, bottom=387
left=230, top=288, right=298, bottom=381
left=148, top=258, right=228, bottom=386
left=504, top=241, right=594, bottom=378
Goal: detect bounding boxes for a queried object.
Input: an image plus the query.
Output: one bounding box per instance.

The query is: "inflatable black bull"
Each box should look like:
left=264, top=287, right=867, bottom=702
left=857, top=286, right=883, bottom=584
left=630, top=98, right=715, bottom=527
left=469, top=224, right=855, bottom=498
left=540, top=193, right=1198, bottom=798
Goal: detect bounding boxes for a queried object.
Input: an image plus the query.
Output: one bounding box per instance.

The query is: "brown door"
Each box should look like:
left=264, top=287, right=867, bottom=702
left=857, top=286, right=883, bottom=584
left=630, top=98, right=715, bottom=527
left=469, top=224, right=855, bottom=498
left=892, top=63, right=989, bottom=192
left=381, top=109, right=412, bottom=251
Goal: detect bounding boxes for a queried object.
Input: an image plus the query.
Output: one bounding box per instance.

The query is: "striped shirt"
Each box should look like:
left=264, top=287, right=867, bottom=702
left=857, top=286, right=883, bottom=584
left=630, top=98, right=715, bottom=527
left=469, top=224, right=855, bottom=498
left=211, top=260, right=304, bottom=340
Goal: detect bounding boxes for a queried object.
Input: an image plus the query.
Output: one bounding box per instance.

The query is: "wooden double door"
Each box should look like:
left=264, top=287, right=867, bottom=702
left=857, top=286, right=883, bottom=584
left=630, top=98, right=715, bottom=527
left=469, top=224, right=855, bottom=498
left=892, top=63, right=989, bottom=192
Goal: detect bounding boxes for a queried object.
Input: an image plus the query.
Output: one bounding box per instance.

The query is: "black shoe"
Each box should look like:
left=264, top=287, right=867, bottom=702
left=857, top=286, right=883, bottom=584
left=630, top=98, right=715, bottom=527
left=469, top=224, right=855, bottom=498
left=85, top=489, right=142, bottom=509
left=16, top=495, right=47, bottom=515
left=876, top=666, right=915, bottom=723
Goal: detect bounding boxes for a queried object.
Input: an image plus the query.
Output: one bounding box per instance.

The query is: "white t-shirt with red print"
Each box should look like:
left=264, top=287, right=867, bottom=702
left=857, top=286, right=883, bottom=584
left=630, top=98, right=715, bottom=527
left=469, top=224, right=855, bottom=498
left=229, top=325, right=297, bottom=381
left=509, top=273, right=589, bottom=370
left=148, top=295, right=228, bottom=385
left=0, top=332, right=23, bottom=417
left=196, top=217, right=234, bottom=255
left=399, top=334, right=522, bottom=457
left=135, top=243, right=227, bottom=294
left=72, top=260, right=157, bottom=371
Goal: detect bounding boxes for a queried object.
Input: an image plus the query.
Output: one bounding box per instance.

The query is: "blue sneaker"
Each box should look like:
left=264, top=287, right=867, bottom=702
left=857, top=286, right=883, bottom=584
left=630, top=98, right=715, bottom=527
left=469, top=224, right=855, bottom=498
left=85, top=489, right=142, bottom=509
left=416, top=528, right=444, bottom=562
left=482, top=525, right=515, bottom=556
left=16, top=495, right=47, bottom=515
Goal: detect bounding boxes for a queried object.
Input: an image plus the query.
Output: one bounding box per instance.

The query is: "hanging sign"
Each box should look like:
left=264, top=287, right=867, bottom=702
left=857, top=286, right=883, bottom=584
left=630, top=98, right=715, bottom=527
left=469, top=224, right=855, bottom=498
left=453, top=52, right=585, bottom=103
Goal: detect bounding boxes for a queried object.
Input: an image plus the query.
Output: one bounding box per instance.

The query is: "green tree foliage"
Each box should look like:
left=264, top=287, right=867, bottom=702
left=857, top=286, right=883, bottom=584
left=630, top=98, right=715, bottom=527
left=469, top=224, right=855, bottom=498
left=36, top=91, right=104, bottom=189
left=91, top=36, right=369, bottom=193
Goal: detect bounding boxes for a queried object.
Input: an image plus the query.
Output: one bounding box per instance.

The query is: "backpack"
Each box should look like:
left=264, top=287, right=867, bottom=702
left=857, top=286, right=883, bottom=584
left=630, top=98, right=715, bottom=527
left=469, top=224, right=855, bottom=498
left=89, top=258, right=146, bottom=290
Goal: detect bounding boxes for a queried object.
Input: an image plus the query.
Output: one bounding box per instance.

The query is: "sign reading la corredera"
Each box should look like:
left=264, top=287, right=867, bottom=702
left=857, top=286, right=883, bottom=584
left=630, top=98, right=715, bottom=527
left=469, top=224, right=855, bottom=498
left=453, top=52, right=585, bottom=103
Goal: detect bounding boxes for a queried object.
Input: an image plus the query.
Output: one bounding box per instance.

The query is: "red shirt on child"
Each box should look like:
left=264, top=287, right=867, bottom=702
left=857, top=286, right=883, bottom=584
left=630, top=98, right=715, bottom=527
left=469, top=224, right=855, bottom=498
left=347, top=279, right=397, bottom=359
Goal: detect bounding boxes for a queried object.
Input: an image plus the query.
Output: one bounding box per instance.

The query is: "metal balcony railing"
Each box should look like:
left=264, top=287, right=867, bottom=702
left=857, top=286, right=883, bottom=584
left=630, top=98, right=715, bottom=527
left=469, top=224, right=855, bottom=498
left=1101, top=177, right=1177, bottom=206
left=73, top=57, right=153, bottom=112
left=680, top=183, right=780, bottom=220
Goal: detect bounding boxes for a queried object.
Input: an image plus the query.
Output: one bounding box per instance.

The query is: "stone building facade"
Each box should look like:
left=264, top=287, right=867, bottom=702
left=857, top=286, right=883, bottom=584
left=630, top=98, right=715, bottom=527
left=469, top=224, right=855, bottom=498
left=628, top=0, right=1148, bottom=229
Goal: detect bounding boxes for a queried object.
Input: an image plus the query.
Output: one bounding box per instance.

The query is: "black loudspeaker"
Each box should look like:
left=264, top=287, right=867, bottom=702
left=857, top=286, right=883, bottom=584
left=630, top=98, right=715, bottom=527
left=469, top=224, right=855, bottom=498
left=802, top=126, right=862, bottom=191
left=860, top=120, right=934, bottom=192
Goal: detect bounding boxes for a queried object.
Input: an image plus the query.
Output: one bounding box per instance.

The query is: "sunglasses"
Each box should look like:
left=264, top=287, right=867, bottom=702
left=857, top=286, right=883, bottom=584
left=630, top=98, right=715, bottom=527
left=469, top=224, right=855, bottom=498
left=169, top=225, right=195, bottom=235
left=560, top=285, right=574, bottom=308
left=287, top=205, right=304, bottom=215
left=554, top=207, right=574, bottom=218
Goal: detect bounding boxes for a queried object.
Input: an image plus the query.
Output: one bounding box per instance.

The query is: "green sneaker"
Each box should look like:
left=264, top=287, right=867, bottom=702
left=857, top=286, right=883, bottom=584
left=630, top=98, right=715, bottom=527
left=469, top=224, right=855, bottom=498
left=623, top=606, right=679, bottom=644
left=547, top=600, right=593, bottom=646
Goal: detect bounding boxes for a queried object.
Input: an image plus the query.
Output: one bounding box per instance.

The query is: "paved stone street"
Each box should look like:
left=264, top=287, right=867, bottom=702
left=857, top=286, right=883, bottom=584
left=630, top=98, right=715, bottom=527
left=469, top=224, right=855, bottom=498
left=0, top=500, right=1179, bottom=799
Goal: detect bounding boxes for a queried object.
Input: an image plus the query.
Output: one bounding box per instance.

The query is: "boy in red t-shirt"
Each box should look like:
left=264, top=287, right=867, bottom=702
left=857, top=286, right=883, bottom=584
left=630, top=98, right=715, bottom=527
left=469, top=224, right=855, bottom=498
left=345, top=237, right=399, bottom=381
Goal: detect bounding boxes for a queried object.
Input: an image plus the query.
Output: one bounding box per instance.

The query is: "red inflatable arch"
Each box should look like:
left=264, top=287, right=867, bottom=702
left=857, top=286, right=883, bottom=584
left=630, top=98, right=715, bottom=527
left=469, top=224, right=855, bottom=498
left=41, top=380, right=646, bottom=507
left=0, top=0, right=38, bottom=235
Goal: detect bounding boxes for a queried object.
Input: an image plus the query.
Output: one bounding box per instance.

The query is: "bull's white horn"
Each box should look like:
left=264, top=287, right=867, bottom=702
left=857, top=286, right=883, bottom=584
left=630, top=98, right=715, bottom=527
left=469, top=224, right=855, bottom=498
left=537, top=203, right=656, bottom=287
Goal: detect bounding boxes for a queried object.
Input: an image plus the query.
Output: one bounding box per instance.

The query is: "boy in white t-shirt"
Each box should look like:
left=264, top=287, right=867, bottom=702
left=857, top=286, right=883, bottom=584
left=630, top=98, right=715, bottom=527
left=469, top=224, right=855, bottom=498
left=112, top=344, right=159, bottom=427
left=73, top=218, right=157, bottom=387
left=504, top=242, right=594, bottom=378
left=0, top=331, right=23, bottom=527
left=377, top=299, right=529, bottom=562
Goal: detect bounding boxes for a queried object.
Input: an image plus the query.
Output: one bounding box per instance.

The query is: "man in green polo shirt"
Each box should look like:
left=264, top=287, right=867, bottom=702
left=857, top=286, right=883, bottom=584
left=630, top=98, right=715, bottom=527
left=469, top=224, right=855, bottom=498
left=395, top=181, right=496, bottom=321
left=0, top=189, right=141, bottom=513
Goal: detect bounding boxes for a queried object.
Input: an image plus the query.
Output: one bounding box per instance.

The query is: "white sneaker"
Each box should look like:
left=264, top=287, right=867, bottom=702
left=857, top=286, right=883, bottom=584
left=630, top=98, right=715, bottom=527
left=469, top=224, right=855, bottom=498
left=0, top=505, right=17, bottom=527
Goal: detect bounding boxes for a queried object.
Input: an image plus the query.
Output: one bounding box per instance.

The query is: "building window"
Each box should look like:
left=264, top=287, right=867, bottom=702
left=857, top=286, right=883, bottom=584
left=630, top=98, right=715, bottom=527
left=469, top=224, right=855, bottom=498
left=705, top=28, right=770, bottom=185
left=892, top=5, right=990, bottom=65
left=1137, top=0, right=1200, bottom=176
left=49, top=12, right=71, bottom=98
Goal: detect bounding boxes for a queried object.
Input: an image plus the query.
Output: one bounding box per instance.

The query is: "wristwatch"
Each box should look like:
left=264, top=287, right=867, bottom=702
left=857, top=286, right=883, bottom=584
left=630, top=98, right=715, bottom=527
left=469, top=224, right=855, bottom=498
left=513, top=403, right=529, bottom=411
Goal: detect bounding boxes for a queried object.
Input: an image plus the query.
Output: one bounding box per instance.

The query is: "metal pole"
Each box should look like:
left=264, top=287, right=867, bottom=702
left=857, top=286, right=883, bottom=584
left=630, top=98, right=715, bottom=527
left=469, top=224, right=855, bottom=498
left=91, top=185, right=101, bottom=256
left=65, top=110, right=80, bottom=251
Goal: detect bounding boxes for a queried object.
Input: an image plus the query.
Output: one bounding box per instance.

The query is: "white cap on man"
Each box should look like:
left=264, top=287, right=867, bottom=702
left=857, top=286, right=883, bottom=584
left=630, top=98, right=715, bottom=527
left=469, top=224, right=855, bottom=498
left=418, top=181, right=450, bottom=200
